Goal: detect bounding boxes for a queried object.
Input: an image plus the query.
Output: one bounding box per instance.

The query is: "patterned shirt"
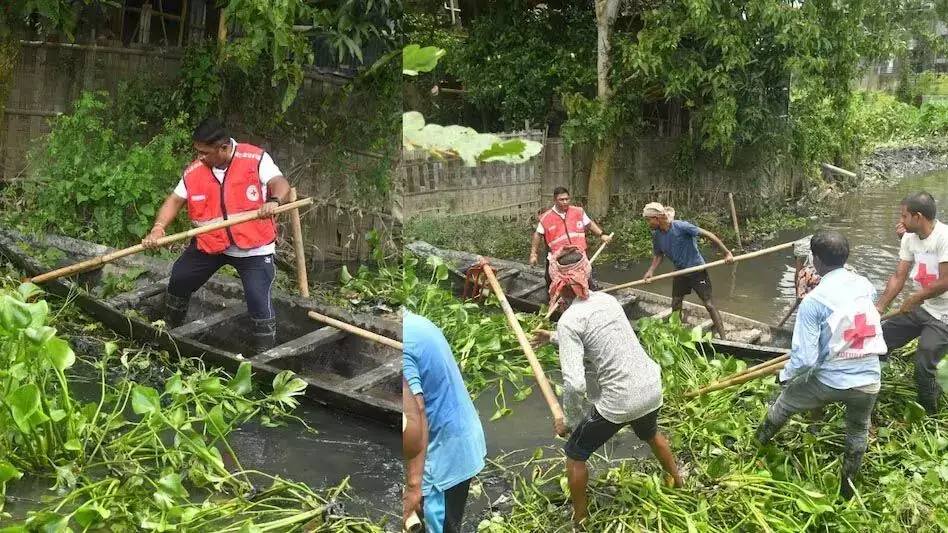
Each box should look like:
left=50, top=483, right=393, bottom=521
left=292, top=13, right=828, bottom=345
left=552, top=292, right=663, bottom=427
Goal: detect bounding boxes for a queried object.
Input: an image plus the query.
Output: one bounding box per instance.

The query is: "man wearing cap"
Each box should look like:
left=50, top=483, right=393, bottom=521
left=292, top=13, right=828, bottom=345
left=641, top=202, right=733, bottom=339
left=532, top=248, right=683, bottom=529
left=530, top=187, right=612, bottom=292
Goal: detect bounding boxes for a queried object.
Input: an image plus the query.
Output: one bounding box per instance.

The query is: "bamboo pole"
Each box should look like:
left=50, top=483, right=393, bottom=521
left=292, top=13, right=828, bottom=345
left=480, top=258, right=565, bottom=427
left=683, top=361, right=787, bottom=398
left=588, top=232, right=614, bottom=264
left=685, top=309, right=901, bottom=398
left=28, top=198, right=314, bottom=284
left=602, top=241, right=794, bottom=294
left=728, top=193, right=743, bottom=251
left=405, top=513, right=422, bottom=533
left=307, top=311, right=402, bottom=350
left=544, top=234, right=615, bottom=320
left=288, top=188, right=310, bottom=298
left=776, top=299, right=801, bottom=328
left=821, top=163, right=857, bottom=179
left=722, top=353, right=789, bottom=383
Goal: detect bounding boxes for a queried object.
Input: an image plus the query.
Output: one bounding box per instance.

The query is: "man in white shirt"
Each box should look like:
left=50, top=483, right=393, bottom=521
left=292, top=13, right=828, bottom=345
left=876, top=192, right=948, bottom=414
left=142, top=118, right=291, bottom=352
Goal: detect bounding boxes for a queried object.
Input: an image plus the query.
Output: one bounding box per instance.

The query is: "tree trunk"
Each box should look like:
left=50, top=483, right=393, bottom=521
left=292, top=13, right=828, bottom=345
left=0, top=37, right=20, bottom=137
left=587, top=0, right=621, bottom=218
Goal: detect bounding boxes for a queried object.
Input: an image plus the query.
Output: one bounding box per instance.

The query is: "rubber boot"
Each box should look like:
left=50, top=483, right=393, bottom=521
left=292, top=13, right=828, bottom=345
left=250, top=317, right=277, bottom=353
left=916, top=374, right=942, bottom=415
left=840, top=449, right=864, bottom=501
left=755, top=416, right=781, bottom=445
left=164, top=292, right=191, bottom=329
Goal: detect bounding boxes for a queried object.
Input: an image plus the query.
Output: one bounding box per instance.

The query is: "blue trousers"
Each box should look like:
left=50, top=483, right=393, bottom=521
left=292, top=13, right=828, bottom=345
left=165, top=240, right=276, bottom=349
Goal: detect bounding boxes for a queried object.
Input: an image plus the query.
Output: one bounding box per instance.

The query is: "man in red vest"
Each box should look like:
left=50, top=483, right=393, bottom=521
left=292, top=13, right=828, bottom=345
left=530, top=187, right=611, bottom=292
left=142, top=118, right=291, bottom=353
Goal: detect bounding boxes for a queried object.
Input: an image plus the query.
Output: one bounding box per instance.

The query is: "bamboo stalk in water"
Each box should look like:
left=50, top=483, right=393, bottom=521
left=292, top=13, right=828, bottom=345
left=602, top=241, right=795, bottom=294
left=480, top=258, right=565, bottom=428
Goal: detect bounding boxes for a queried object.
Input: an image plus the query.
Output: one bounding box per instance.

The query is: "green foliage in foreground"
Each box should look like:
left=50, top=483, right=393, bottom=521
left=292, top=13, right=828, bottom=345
left=341, top=252, right=558, bottom=419
left=0, top=279, right=383, bottom=532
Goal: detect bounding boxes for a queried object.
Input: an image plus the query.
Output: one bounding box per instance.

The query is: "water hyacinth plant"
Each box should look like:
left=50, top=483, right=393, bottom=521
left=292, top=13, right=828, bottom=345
left=341, top=251, right=948, bottom=532
left=0, top=280, right=384, bottom=532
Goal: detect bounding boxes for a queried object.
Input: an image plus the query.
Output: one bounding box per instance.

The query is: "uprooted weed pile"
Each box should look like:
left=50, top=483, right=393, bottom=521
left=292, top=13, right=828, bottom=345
left=478, top=334, right=948, bottom=532
left=0, top=272, right=385, bottom=532
left=340, top=252, right=948, bottom=532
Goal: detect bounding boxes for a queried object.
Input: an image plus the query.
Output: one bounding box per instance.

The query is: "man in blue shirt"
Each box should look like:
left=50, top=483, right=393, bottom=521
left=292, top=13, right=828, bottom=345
left=754, top=231, right=886, bottom=501
left=403, top=310, right=486, bottom=533
left=641, top=202, right=734, bottom=339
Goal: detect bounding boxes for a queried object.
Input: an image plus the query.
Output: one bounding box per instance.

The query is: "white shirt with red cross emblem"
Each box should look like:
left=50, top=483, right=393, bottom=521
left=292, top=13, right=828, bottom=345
left=899, top=220, right=948, bottom=323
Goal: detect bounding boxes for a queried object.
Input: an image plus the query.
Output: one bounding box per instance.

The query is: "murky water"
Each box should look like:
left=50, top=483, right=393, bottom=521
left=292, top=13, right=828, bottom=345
left=596, top=171, right=948, bottom=323
left=3, top=310, right=400, bottom=529
left=465, top=170, right=948, bottom=527
left=4, top=406, right=401, bottom=524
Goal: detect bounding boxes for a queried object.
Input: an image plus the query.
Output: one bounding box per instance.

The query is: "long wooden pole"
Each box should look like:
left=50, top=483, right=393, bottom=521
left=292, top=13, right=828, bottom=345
left=288, top=188, right=310, bottom=298
left=683, top=361, right=787, bottom=398
left=307, top=311, right=402, bottom=350
left=28, top=198, right=315, bottom=284
left=776, top=299, right=801, bottom=328
left=588, top=232, right=614, bottom=264
left=728, top=193, right=743, bottom=251
left=685, top=309, right=902, bottom=398
left=602, top=241, right=794, bottom=294
left=480, top=259, right=565, bottom=427
left=544, top=233, right=615, bottom=320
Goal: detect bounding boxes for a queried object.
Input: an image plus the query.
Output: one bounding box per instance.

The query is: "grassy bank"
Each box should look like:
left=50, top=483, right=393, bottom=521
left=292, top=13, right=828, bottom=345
left=404, top=207, right=808, bottom=264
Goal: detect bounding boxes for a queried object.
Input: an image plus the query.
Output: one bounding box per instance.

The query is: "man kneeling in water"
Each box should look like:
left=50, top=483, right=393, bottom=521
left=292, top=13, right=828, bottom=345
left=533, top=249, right=683, bottom=529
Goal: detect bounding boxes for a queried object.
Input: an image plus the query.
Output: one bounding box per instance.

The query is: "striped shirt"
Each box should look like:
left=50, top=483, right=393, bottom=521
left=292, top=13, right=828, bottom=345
left=552, top=292, right=663, bottom=427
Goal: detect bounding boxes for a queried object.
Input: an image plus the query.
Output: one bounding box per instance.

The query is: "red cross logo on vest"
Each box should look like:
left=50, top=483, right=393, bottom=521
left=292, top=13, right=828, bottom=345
left=843, top=313, right=876, bottom=350
left=914, top=263, right=938, bottom=288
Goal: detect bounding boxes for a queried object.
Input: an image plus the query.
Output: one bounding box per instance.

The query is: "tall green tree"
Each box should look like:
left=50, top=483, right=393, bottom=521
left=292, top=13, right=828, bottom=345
left=416, top=0, right=947, bottom=216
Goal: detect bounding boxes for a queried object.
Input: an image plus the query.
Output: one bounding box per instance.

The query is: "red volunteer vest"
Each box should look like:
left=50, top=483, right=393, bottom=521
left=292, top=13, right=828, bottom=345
left=183, top=143, right=276, bottom=255
left=540, top=206, right=588, bottom=257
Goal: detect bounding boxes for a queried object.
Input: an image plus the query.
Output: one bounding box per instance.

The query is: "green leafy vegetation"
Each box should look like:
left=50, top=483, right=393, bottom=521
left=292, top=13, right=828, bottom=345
left=478, top=334, right=948, bottom=532
left=405, top=215, right=535, bottom=262
left=0, top=275, right=383, bottom=531
left=21, top=92, right=192, bottom=247
left=339, top=251, right=558, bottom=418
left=402, top=43, right=543, bottom=165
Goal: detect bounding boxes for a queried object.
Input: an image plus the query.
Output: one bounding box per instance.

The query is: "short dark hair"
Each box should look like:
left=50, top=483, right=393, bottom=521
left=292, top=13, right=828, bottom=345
left=810, top=230, right=849, bottom=268
left=553, top=187, right=569, bottom=197
left=901, top=191, right=936, bottom=221
left=192, top=118, right=230, bottom=145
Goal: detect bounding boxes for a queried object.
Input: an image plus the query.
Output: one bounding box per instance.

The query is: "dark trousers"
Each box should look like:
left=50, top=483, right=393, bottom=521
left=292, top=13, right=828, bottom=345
left=165, top=241, right=277, bottom=350
left=422, top=477, right=472, bottom=533
left=757, top=377, right=877, bottom=498
left=881, top=307, right=948, bottom=413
